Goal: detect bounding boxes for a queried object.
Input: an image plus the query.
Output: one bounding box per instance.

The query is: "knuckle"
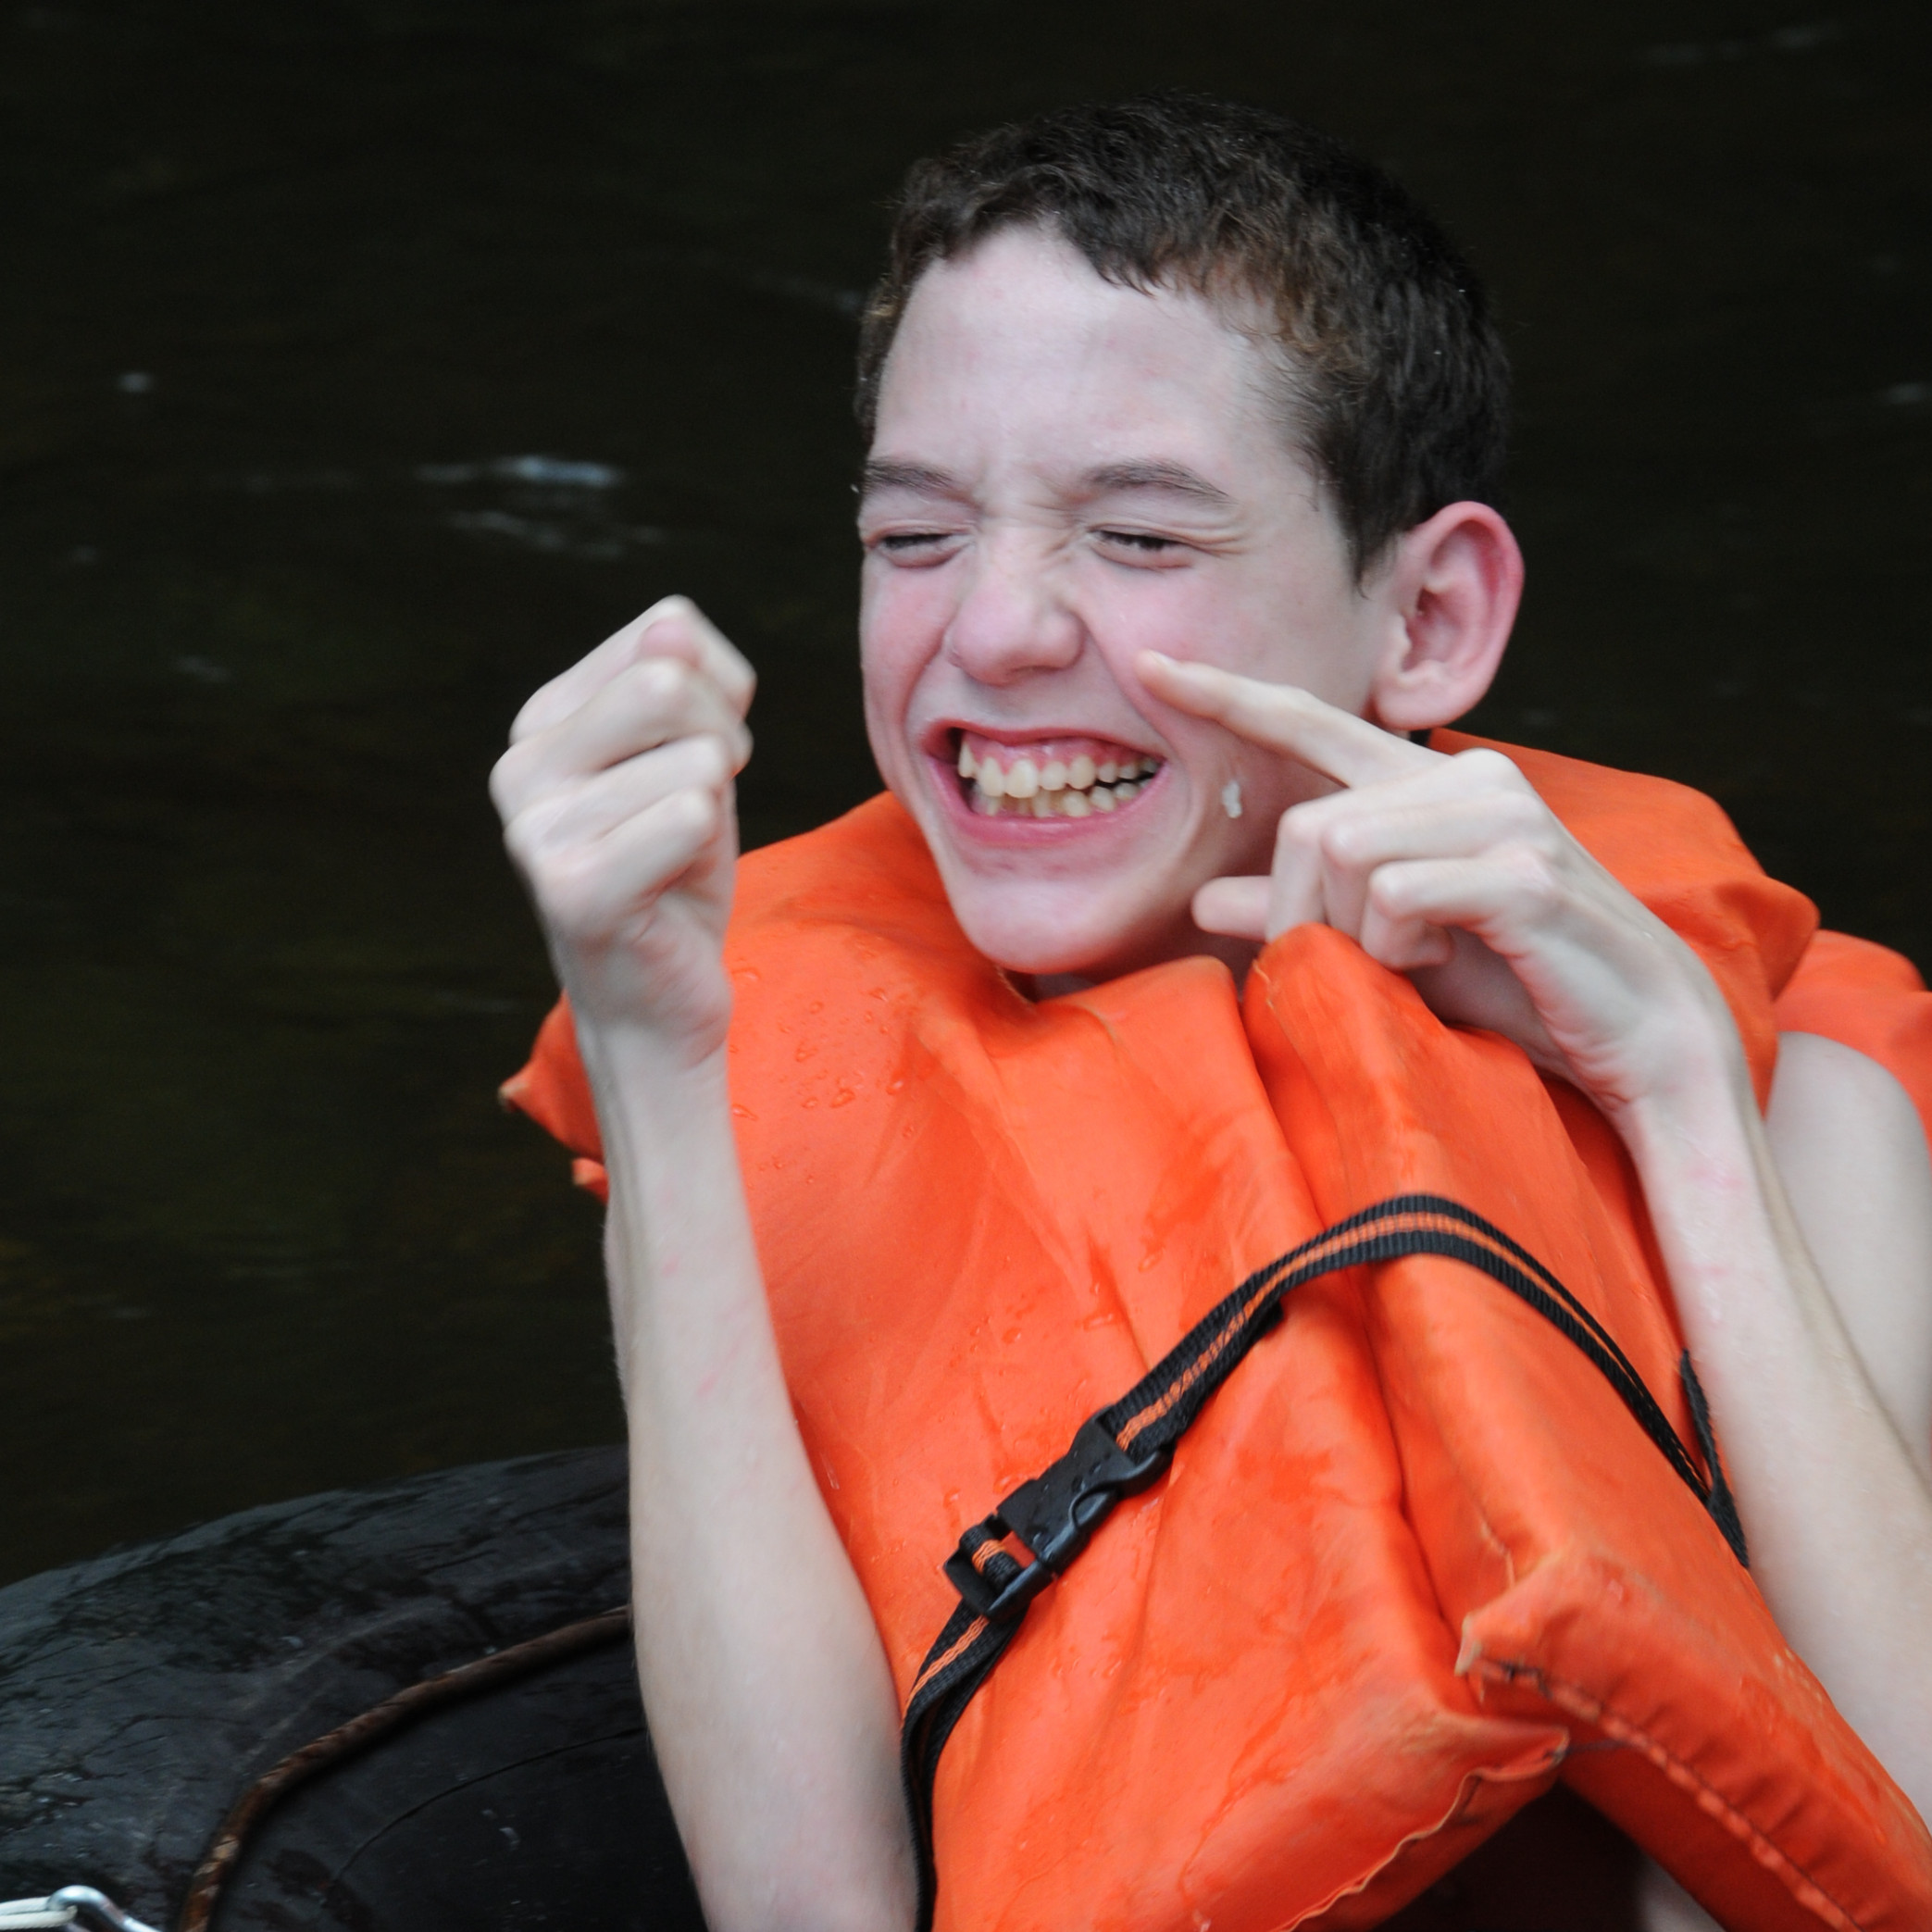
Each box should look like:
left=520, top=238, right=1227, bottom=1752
left=692, top=731, right=730, bottom=783
left=487, top=745, right=523, bottom=815
left=538, top=843, right=621, bottom=929
left=1365, top=867, right=1415, bottom=920
left=1275, top=800, right=1328, bottom=858
left=1492, top=791, right=1547, bottom=840
left=636, top=654, right=690, bottom=700
left=507, top=675, right=567, bottom=744
left=500, top=813, right=539, bottom=873
left=1455, top=747, right=1524, bottom=790
left=1501, top=842, right=1562, bottom=906
left=664, top=778, right=706, bottom=820
left=659, top=732, right=725, bottom=791
left=640, top=592, right=696, bottom=634
left=505, top=807, right=568, bottom=880
left=1318, top=815, right=1372, bottom=867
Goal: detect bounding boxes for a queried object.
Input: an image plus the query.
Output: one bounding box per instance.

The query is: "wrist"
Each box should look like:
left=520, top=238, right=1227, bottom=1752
left=1615, top=1051, right=1759, bottom=1203
left=575, top=1020, right=735, bottom=1161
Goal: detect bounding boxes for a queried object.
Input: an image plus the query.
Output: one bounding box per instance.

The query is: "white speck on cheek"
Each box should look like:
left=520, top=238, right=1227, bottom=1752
left=1222, top=779, right=1243, bottom=820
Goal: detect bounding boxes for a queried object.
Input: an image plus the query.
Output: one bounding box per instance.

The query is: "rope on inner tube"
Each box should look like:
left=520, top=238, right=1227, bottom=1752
left=176, top=1603, right=632, bottom=1932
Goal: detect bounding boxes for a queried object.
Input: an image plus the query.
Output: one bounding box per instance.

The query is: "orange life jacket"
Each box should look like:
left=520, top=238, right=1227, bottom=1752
left=505, top=731, right=1932, bottom=1931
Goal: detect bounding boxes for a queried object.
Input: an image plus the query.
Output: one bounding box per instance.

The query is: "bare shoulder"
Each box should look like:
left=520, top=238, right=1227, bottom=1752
left=1766, top=1031, right=1932, bottom=1473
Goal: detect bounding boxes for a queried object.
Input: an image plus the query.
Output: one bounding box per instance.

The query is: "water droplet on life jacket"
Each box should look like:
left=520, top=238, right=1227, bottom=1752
left=829, top=1086, right=855, bottom=1107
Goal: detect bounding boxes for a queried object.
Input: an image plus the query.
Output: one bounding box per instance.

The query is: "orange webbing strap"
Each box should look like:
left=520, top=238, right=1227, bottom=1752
left=897, top=1193, right=1745, bottom=1932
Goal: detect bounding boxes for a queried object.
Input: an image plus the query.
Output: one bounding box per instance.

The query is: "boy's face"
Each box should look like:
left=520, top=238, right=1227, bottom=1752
left=858, top=224, right=1392, bottom=983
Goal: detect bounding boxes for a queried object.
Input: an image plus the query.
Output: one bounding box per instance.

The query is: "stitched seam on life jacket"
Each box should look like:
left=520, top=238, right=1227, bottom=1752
left=1469, top=1660, right=1864, bottom=1932
left=899, top=1192, right=1747, bottom=1932
left=1272, top=1745, right=1568, bottom=1932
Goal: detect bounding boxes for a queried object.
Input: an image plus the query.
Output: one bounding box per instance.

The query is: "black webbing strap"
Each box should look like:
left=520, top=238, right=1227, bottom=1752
left=898, top=1191, right=1745, bottom=1932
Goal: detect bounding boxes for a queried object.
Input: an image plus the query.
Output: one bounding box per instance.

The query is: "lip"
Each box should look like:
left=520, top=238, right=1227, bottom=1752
left=922, top=727, right=1167, bottom=848
left=918, top=720, right=1162, bottom=761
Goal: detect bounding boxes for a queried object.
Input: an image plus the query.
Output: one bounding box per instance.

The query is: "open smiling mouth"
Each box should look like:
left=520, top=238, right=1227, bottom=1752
left=954, top=730, right=1165, bottom=819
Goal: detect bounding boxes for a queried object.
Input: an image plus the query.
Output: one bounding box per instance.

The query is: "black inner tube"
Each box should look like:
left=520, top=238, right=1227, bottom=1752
left=0, top=1447, right=1643, bottom=1930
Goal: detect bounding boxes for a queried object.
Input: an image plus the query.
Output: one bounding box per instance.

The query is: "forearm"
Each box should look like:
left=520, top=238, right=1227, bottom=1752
left=1618, top=1041, right=1932, bottom=1817
left=587, top=1030, right=916, bottom=1932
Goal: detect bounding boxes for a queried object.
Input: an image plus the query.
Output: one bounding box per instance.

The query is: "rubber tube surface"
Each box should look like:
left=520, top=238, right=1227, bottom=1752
left=0, top=1448, right=703, bottom=1929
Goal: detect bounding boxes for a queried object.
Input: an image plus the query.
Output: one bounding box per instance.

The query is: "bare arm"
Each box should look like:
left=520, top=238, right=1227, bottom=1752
left=1632, top=1034, right=1932, bottom=1926
left=595, top=1039, right=914, bottom=1931
left=1619, top=1028, right=1932, bottom=1816
left=492, top=599, right=916, bottom=1932
left=1765, top=1030, right=1932, bottom=1480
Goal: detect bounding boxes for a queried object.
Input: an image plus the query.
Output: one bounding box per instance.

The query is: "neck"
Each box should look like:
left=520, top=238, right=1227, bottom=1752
left=1018, top=928, right=1261, bottom=1002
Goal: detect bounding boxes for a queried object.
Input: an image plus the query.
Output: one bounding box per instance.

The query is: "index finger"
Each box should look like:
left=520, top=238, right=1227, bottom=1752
left=512, top=596, right=756, bottom=742
left=1137, top=650, right=1436, bottom=790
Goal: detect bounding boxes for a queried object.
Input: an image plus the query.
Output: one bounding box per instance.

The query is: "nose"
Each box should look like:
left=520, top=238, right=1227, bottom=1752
left=941, top=533, right=1084, bottom=685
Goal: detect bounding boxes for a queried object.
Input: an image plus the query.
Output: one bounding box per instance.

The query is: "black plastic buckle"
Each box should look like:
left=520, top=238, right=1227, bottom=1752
left=941, top=1416, right=1173, bottom=1626
left=942, top=1527, right=1056, bottom=1626
left=1003, top=1415, right=1173, bottom=1571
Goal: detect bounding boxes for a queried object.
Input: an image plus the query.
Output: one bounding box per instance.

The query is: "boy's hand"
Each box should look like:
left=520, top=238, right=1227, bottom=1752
left=1140, top=651, right=1745, bottom=1123
left=492, top=597, right=755, bottom=1065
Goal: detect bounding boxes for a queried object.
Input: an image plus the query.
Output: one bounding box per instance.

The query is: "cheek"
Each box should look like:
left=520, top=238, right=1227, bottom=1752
left=860, top=561, right=950, bottom=675
left=1084, top=567, right=1330, bottom=716
left=1221, top=586, right=1378, bottom=710
left=859, top=565, right=941, bottom=770
left=1081, top=565, right=1226, bottom=656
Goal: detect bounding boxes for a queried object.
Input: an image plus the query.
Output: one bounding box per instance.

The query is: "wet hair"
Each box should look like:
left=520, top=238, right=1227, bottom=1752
left=855, top=93, right=1509, bottom=575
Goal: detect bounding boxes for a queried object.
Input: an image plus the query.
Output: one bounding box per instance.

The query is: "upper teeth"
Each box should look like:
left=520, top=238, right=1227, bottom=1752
left=958, top=741, right=1160, bottom=816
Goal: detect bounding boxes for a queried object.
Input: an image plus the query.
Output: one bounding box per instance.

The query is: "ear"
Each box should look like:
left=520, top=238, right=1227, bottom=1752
left=1364, top=502, right=1523, bottom=733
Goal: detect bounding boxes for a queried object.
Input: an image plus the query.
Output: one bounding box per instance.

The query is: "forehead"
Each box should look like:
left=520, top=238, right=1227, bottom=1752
left=872, top=226, right=1301, bottom=486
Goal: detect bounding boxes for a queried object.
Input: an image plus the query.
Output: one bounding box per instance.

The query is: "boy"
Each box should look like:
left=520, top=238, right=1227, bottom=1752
left=493, top=96, right=1932, bottom=1930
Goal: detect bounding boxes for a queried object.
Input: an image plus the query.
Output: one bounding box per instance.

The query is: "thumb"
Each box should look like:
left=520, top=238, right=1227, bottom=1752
left=1193, top=874, right=1269, bottom=940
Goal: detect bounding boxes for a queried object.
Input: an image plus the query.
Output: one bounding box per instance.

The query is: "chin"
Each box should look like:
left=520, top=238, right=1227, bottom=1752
left=947, top=887, right=1176, bottom=983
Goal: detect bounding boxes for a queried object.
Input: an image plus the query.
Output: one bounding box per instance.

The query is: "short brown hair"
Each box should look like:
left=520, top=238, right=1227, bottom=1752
left=855, top=93, right=1509, bottom=574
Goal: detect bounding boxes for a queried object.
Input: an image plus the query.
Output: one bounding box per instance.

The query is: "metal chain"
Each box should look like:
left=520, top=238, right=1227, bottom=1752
left=0, top=1888, right=162, bottom=1932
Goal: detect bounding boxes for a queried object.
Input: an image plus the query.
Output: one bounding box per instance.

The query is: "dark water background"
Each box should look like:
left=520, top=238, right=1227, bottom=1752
left=1, top=0, right=1926, bottom=1584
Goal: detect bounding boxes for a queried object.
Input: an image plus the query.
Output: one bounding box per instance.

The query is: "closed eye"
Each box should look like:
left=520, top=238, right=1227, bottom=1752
left=1095, top=529, right=1190, bottom=561
left=870, top=529, right=958, bottom=560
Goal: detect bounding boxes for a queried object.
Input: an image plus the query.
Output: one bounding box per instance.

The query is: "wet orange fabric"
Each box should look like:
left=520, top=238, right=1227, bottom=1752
left=503, top=736, right=1932, bottom=1930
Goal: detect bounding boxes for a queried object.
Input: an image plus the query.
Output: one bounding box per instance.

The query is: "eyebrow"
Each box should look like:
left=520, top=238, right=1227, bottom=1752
left=858, top=460, right=963, bottom=501
left=1079, top=460, right=1236, bottom=510
left=856, top=456, right=1238, bottom=511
